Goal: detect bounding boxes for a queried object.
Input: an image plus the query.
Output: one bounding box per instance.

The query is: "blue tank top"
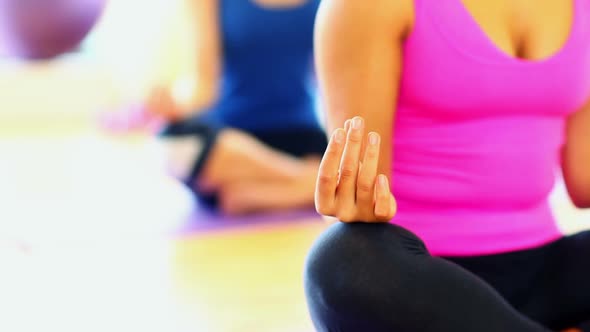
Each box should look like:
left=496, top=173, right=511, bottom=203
left=202, top=0, right=321, bottom=132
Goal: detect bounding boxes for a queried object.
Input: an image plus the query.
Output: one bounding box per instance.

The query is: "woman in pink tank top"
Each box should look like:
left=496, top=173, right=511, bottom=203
left=305, top=1, right=590, bottom=331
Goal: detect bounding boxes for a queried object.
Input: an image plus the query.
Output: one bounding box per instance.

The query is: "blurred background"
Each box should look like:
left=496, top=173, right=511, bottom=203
left=0, top=1, right=588, bottom=332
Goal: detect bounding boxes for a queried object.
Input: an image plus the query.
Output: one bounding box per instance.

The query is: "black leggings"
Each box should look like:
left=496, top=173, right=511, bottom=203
left=305, top=222, right=590, bottom=331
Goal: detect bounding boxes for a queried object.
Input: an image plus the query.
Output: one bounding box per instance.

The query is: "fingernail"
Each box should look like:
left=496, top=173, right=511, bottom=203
left=369, top=132, right=379, bottom=145
left=352, top=117, right=362, bottom=130
left=379, top=174, right=388, bottom=187
left=334, top=129, right=345, bottom=143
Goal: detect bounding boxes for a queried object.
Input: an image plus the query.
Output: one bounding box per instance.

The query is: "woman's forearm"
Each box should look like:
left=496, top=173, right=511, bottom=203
left=315, top=0, right=413, bottom=177
left=181, top=0, right=221, bottom=113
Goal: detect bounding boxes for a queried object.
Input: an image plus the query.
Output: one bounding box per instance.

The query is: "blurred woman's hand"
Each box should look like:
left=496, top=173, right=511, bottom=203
left=145, top=84, right=185, bottom=121
left=315, top=116, right=397, bottom=223
left=146, top=76, right=217, bottom=121
left=98, top=80, right=191, bottom=133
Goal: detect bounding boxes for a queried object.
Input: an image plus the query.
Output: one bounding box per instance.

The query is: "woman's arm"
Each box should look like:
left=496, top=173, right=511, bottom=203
left=185, top=0, right=221, bottom=110
left=148, top=0, right=221, bottom=119
left=562, top=102, right=590, bottom=208
left=313, top=0, right=413, bottom=222
left=314, top=0, right=413, bottom=176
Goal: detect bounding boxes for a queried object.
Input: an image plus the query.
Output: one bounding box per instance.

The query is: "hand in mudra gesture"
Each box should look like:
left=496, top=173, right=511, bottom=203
left=315, top=116, right=397, bottom=223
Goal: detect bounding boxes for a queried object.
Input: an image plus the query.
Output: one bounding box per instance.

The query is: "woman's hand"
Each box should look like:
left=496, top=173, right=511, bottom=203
left=145, top=84, right=185, bottom=121
left=146, top=76, right=217, bottom=122
left=315, top=116, right=397, bottom=223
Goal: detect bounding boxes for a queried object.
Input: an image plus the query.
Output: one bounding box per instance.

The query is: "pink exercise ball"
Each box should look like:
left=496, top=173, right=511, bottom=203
left=0, top=0, right=107, bottom=60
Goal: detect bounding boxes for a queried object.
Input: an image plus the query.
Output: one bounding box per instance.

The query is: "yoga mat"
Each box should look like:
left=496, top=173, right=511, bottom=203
left=177, top=205, right=321, bottom=235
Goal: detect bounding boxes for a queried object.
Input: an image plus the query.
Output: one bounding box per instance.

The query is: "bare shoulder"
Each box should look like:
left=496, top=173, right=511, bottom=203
left=316, top=0, right=415, bottom=39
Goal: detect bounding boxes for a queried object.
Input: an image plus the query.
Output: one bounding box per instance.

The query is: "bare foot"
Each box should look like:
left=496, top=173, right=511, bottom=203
left=217, top=158, right=320, bottom=215
left=198, top=129, right=305, bottom=191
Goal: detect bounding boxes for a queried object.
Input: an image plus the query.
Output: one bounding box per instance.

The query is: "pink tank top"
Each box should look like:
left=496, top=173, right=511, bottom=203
left=392, top=0, right=590, bottom=256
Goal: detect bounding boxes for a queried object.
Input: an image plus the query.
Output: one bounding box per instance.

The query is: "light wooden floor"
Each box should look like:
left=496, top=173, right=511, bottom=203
left=0, top=220, right=325, bottom=332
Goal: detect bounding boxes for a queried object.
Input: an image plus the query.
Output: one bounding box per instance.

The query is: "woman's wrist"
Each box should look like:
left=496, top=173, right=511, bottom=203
left=171, top=75, right=218, bottom=115
left=171, top=75, right=198, bottom=112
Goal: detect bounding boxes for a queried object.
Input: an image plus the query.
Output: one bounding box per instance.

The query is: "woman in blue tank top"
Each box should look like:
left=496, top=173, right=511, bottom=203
left=149, top=0, right=326, bottom=214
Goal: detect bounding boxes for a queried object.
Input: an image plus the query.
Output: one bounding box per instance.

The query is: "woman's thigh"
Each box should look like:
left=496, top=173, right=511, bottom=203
left=447, top=231, right=590, bottom=330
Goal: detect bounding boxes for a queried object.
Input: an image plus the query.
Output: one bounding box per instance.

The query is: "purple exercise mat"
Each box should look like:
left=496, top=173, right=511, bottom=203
left=177, top=205, right=321, bottom=235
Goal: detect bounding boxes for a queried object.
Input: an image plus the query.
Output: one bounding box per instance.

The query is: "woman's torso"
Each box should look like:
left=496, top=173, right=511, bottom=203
left=393, top=0, right=590, bottom=256
left=204, top=0, right=321, bottom=132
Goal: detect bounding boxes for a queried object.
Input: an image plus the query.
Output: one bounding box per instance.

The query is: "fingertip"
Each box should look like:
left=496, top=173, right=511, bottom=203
left=378, top=174, right=389, bottom=191
left=368, top=132, right=380, bottom=146
left=351, top=116, right=363, bottom=130
left=332, top=128, right=346, bottom=144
